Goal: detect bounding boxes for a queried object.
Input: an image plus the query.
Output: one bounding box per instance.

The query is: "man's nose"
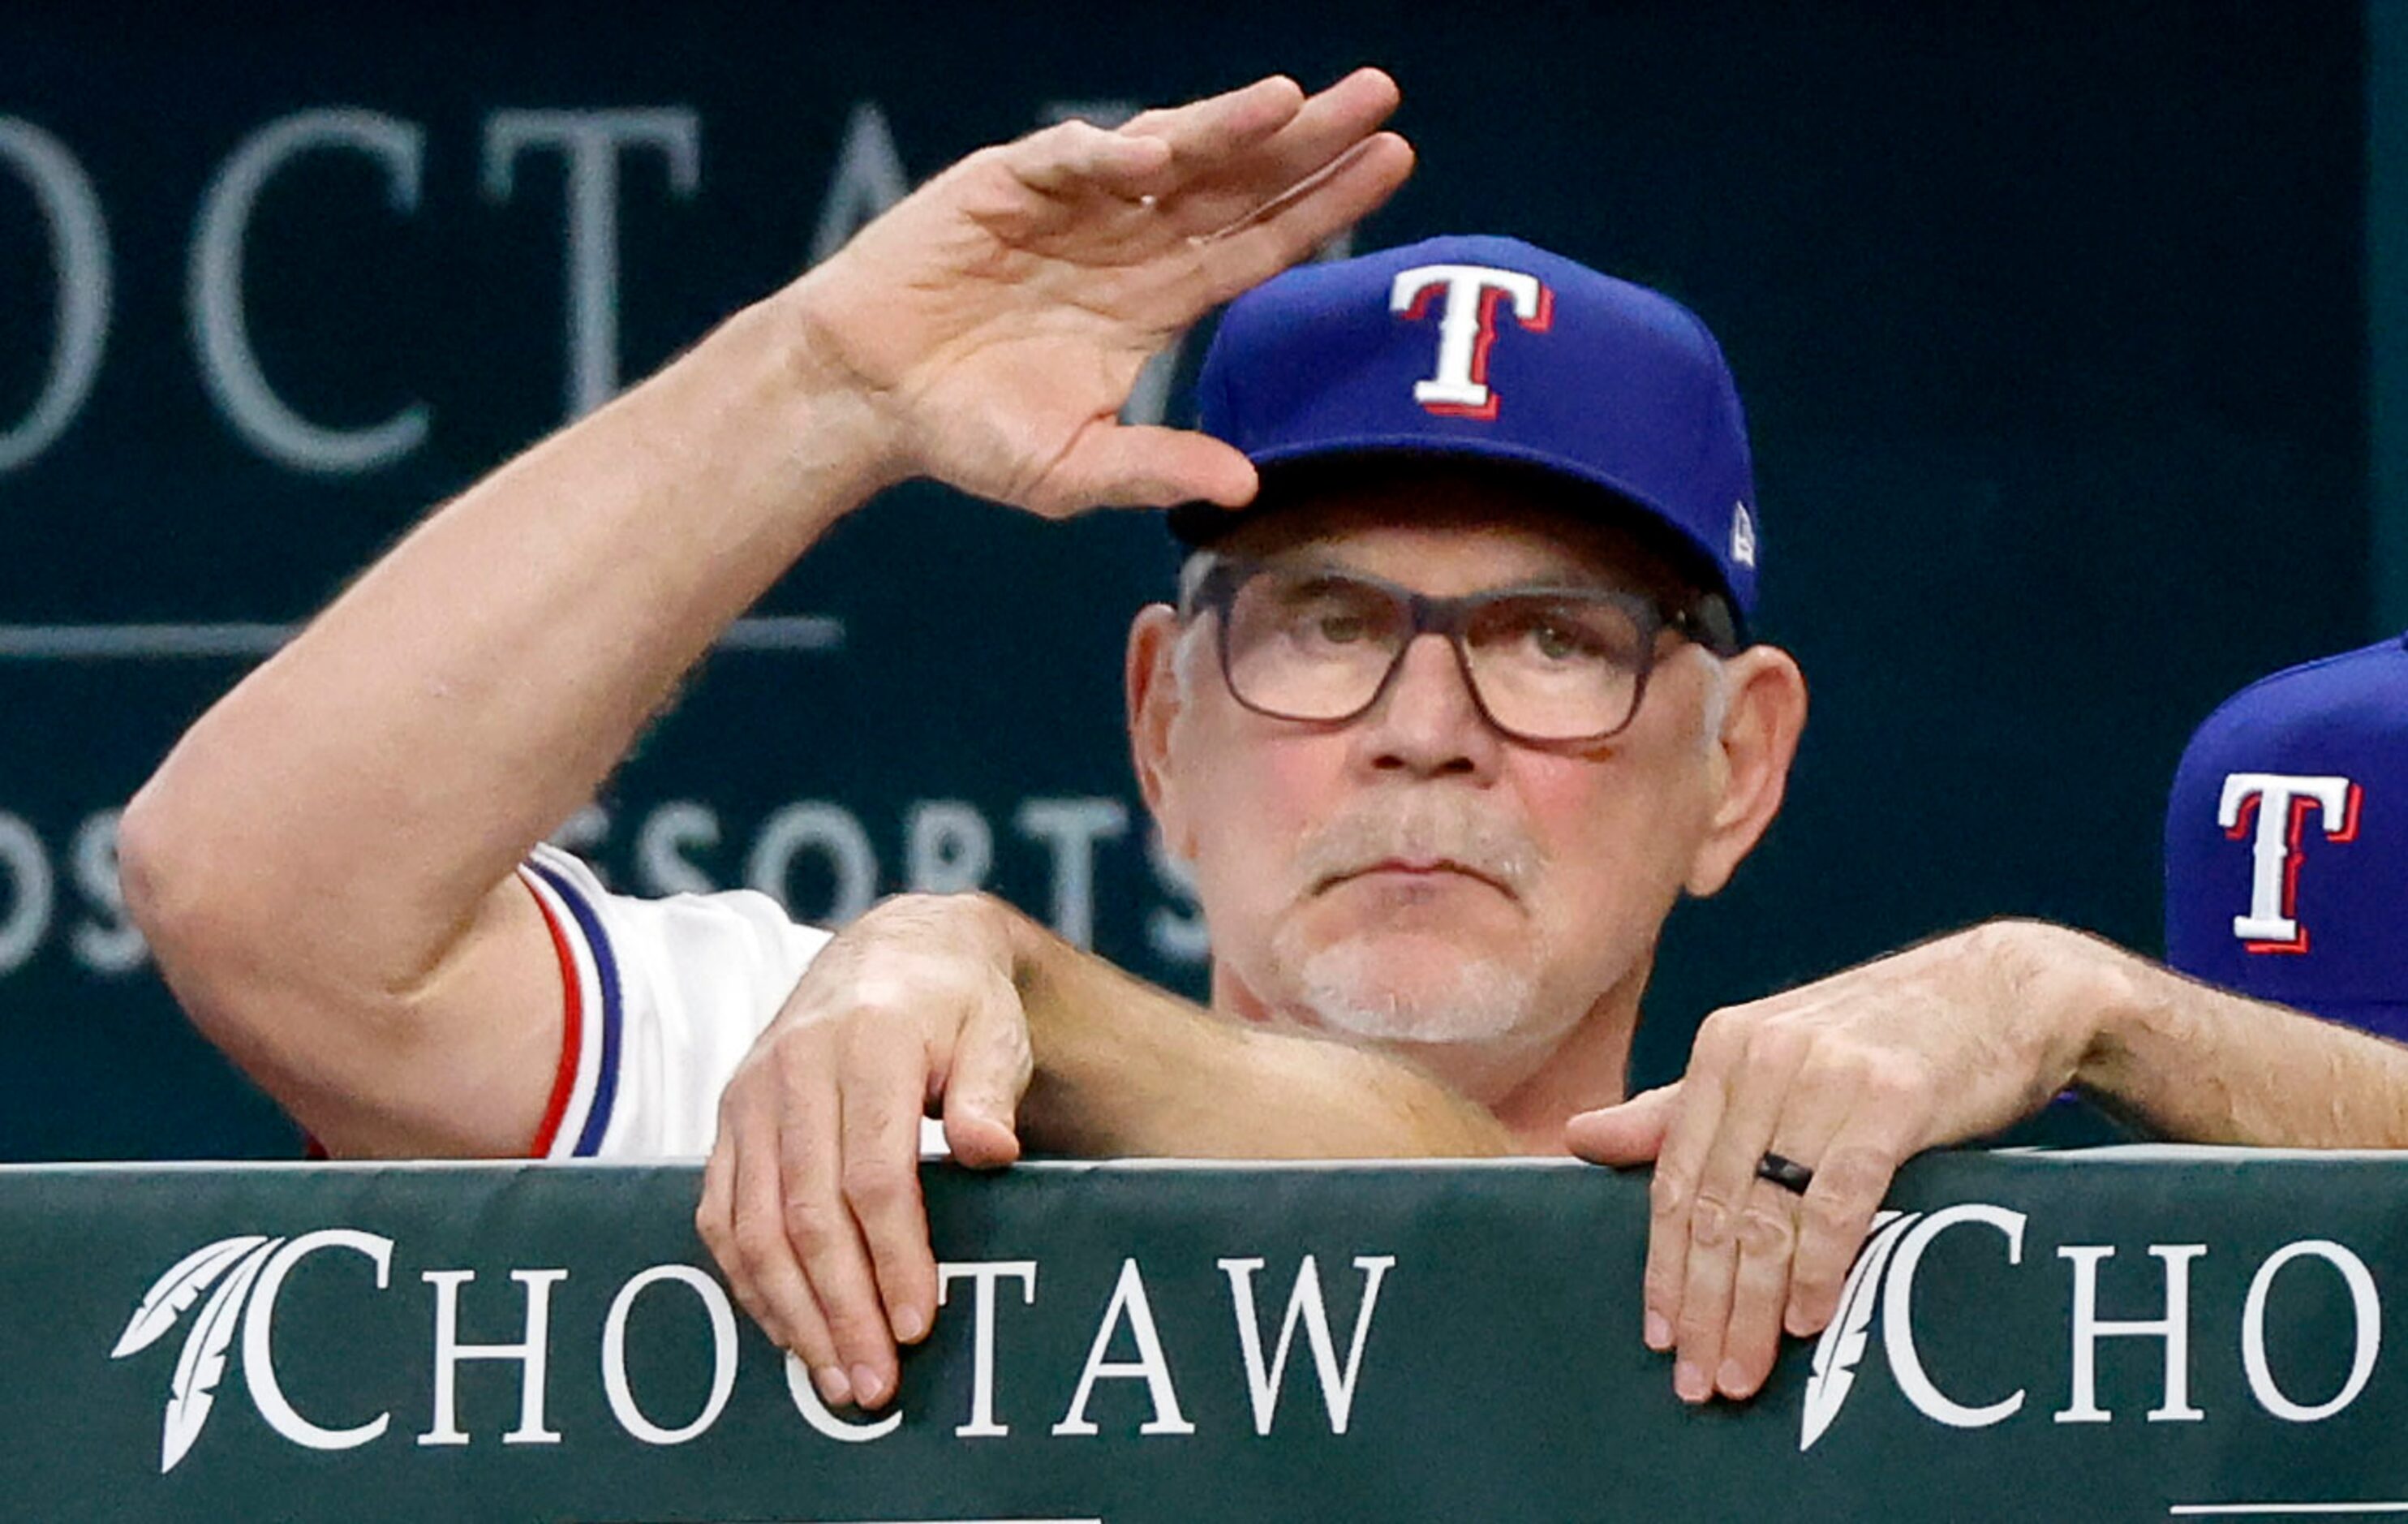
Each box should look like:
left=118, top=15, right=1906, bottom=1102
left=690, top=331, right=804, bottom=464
left=1354, top=634, right=1502, bottom=778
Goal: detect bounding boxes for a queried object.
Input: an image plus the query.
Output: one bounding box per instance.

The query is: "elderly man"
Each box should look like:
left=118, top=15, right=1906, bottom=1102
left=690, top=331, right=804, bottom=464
left=121, top=71, right=2408, bottom=1427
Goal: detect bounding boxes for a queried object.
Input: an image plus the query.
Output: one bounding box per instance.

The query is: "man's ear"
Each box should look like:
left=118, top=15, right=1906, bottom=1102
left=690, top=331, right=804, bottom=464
left=1125, top=604, right=1195, bottom=863
left=1684, top=644, right=1808, bottom=897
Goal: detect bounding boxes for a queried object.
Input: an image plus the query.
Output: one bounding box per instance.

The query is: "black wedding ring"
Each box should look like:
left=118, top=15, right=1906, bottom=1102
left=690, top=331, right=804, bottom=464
left=1756, top=1151, right=1815, bottom=1195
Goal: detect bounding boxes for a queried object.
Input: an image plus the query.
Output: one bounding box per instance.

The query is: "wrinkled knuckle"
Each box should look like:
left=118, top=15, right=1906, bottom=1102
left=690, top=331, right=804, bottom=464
left=1737, top=1203, right=1797, bottom=1259
left=713, top=1083, right=747, bottom=1125
left=963, top=140, right=1019, bottom=176
left=839, top=981, right=917, bottom=1030
left=1799, top=1189, right=1863, bottom=1242
left=780, top=1197, right=847, bottom=1256
left=720, top=1278, right=768, bottom=1326
left=1690, top=1193, right=1736, bottom=1248
left=1690, top=1007, right=1748, bottom=1065
left=1011, top=121, right=1102, bottom=171
left=693, top=1203, right=725, bottom=1249
left=1649, top=1166, right=1695, bottom=1216
left=730, top=1219, right=785, bottom=1277
left=841, top=1157, right=912, bottom=1216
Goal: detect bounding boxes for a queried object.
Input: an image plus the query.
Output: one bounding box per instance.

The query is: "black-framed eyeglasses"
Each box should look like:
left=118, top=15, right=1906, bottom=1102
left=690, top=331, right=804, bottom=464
left=1185, top=557, right=1739, bottom=745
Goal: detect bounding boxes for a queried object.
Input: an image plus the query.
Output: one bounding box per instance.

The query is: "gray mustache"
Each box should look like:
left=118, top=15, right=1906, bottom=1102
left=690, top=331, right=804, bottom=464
left=1296, top=796, right=1543, bottom=895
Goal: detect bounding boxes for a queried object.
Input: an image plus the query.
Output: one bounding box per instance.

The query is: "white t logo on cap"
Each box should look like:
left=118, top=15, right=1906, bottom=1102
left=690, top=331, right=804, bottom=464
left=2217, top=772, right=2361, bottom=952
left=1390, top=264, right=1554, bottom=420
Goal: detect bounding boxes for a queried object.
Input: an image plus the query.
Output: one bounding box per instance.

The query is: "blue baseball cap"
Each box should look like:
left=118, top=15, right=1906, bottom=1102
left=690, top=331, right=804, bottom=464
left=1171, top=235, right=1761, bottom=625
left=2164, top=633, right=2408, bottom=1039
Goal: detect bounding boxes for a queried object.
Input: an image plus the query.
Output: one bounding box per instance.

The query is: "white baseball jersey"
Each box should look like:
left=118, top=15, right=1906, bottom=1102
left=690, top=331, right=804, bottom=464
left=515, top=844, right=833, bottom=1159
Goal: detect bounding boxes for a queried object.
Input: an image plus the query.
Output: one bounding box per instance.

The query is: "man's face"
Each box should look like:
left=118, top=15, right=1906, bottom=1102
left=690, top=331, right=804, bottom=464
left=1133, top=468, right=1748, bottom=1099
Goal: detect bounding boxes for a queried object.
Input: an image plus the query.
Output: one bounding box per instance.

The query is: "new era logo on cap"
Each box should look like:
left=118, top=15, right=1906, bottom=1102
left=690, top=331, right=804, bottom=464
left=1176, top=235, right=1761, bottom=622
left=1731, top=502, right=1758, bottom=568
left=2165, top=633, right=2408, bottom=1038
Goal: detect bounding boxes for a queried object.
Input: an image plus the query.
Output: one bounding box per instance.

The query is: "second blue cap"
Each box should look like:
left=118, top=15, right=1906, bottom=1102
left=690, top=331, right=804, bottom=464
left=2165, top=633, right=2408, bottom=1038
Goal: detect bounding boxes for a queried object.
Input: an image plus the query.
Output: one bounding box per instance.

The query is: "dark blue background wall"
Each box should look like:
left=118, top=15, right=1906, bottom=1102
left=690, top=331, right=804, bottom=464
left=0, top=2, right=2376, bottom=1156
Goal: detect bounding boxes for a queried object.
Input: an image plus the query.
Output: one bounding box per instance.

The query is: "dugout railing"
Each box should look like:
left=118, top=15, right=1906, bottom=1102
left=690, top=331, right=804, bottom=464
left=8, top=1150, right=2402, bottom=1521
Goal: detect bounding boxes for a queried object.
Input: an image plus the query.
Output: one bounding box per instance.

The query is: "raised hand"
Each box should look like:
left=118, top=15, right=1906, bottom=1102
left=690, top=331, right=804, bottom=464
left=788, top=70, right=1413, bottom=516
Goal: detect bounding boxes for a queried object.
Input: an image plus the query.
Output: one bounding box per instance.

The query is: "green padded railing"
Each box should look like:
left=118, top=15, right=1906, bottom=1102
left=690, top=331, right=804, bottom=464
left=9, top=1150, right=2408, bottom=1521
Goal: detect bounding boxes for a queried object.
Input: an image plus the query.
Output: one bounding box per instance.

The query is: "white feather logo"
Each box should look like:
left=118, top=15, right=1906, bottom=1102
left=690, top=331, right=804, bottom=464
left=110, top=1234, right=286, bottom=1473
left=1798, top=1210, right=1920, bottom=1453
left=109, top=1234, right=269, bottom=1360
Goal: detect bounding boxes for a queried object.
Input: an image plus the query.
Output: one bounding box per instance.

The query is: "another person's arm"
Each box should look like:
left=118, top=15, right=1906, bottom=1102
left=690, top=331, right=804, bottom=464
left=1568, top=918, right=2408, bottom=1407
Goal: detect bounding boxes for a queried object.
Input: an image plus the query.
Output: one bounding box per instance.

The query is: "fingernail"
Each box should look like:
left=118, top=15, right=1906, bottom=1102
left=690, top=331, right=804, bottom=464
left=850, top=1364, right=886, bottom=1407
left=893, top=1305, right=927, bottom=1343
left=1644, top=1311, right=1672, bottom=1350
left=1717, top=1358, right=1753, bottom=1398
left=1674, top=1361, right=1709, bottom=1404
left=813, top=1366, right=851, bottom=1406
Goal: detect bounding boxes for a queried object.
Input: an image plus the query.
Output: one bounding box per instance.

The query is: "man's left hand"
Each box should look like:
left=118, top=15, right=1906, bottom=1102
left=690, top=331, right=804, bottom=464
left=1564, top=919, right=2102, bottom=1403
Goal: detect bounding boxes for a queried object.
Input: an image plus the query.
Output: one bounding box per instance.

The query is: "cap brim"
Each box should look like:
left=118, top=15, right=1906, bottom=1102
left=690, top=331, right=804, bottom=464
left=1168, top=437, right=1740, bottom=612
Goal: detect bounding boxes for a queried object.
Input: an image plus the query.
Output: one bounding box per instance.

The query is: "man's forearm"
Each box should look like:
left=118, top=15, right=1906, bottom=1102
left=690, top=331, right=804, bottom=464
left=125, top=291, right=894, bottom=993
left=2057, top=926, right=2408, bottom=1147
left=1003, top=911, right=1513, bottom=1159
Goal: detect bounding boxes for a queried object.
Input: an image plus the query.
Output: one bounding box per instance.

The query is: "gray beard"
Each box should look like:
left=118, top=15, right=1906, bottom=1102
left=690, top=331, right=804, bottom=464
left=1282, top=932, right=1543, bottom=1048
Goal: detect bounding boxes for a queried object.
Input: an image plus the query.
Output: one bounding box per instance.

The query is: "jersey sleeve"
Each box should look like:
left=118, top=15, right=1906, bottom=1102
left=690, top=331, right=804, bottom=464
left=515, top=843, right=832, bottom=1160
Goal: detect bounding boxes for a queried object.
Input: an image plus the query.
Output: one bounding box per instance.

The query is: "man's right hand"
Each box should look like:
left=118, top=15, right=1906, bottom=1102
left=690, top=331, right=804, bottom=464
left=694, top=892, right=1037, bottom=1414
left=786, top=68, right=1412, bottom=519
left=692, top=877, right=1515, bottom=1417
